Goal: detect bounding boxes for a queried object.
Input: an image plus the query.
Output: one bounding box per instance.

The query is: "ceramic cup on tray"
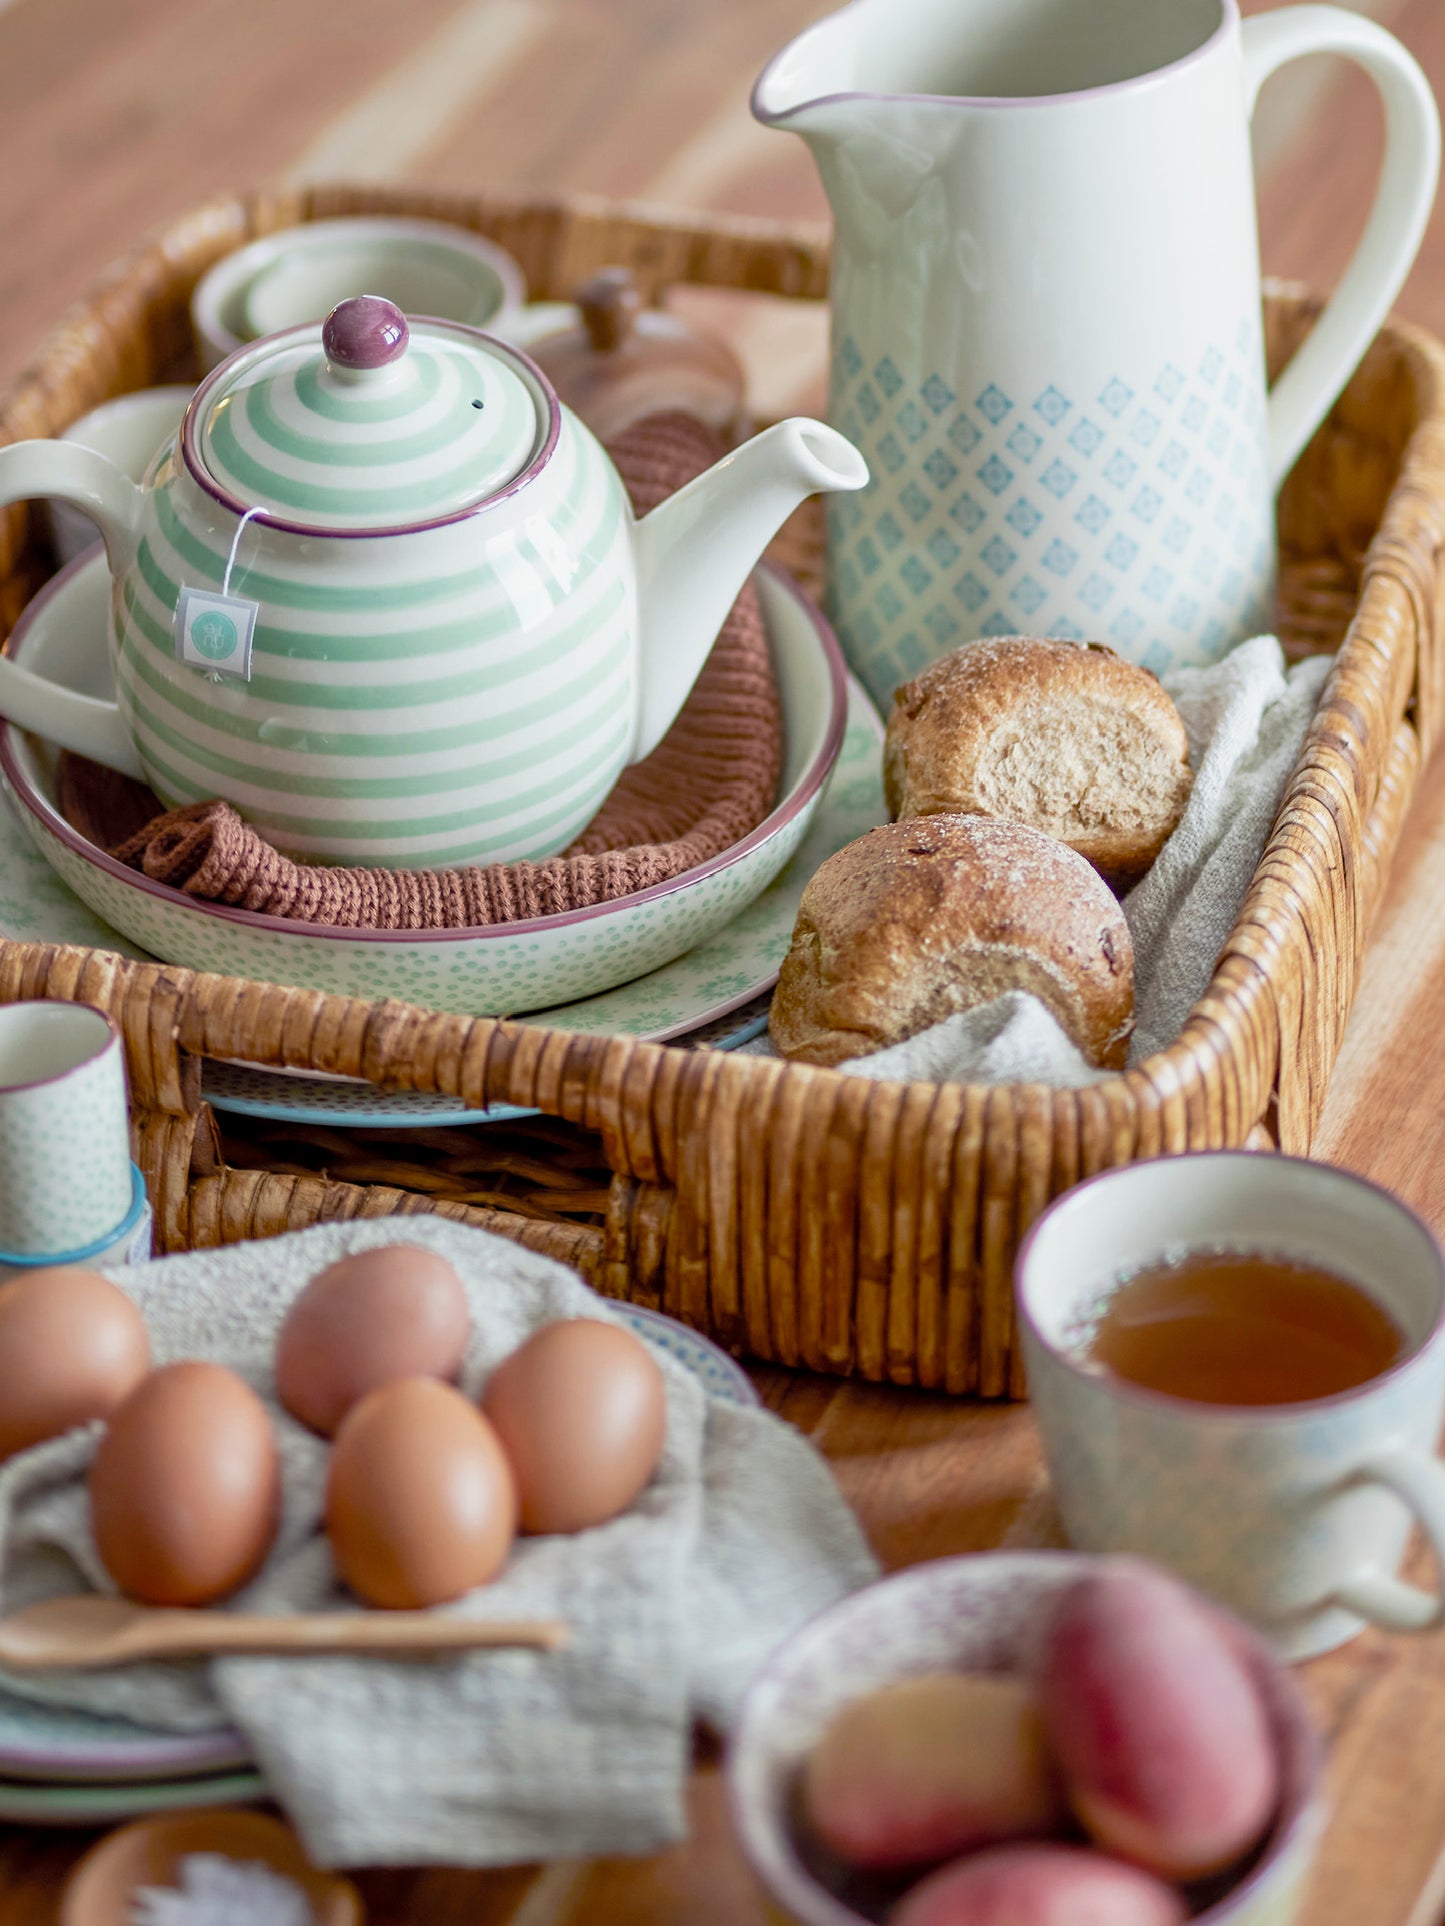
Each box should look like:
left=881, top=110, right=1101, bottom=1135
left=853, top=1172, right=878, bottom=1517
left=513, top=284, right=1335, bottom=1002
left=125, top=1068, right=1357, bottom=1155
left=755, top=0, right=1440, bottom=705
left=190, top=214, right=527, bottom=369
left=0, top=1001, right=135, bottom=1258
left=1018, top=1152, right=1445, bottom=1660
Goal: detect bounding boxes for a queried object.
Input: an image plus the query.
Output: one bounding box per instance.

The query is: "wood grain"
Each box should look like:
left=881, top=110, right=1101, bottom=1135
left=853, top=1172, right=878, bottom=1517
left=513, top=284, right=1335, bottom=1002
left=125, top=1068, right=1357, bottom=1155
left=0, top=0, right=1443, bottom=1921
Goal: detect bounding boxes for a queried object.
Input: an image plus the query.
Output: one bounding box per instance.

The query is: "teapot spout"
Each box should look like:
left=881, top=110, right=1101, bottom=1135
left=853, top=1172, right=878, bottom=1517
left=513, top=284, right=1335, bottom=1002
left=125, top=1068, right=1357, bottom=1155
left=630, top=419, right=866, bottom=760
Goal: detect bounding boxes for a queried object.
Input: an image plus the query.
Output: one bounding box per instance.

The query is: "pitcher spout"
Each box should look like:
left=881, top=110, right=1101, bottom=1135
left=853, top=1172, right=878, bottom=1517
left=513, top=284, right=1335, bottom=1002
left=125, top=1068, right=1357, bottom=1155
left=630, top=420, right=867, bottom=761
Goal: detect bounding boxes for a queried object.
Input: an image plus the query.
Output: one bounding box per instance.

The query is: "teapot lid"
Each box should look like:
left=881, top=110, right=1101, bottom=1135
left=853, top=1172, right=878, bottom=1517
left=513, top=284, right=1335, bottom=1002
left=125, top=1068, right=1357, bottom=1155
left=188, top=296, right=548, bottom=532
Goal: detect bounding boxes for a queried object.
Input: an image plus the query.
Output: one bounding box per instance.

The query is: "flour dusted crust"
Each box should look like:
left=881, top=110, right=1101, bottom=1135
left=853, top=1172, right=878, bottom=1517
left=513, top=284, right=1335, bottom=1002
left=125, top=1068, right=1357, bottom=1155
left=882, top=636, right=1193, bottom=884
left=769, top=814, right=1134, bottom=1070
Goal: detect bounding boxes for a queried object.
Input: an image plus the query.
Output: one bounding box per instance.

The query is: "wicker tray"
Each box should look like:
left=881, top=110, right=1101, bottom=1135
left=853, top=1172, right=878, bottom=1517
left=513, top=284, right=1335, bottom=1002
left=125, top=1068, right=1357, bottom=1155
left=2, top=184, right=1443, bottom=1398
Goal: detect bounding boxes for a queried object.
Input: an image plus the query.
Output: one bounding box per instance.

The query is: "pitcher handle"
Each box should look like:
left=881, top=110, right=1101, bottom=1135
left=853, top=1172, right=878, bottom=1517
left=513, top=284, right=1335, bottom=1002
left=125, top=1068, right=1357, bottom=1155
left=1242, top=7, right=1440, bottom=489
left=0, top=442, right=146, bottom=778
left=1331, top=1446, right=1445, bottom=1634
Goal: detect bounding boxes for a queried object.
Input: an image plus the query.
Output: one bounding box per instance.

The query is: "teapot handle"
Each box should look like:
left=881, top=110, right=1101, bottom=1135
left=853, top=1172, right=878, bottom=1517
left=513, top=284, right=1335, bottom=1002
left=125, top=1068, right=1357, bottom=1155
left=0, top=441, right=147, bottom=778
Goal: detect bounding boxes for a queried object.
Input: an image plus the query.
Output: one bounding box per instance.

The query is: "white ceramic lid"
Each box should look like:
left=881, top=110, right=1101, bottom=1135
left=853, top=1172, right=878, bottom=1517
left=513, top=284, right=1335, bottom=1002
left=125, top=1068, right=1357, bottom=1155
left=192, top=296, right=544, bottom=530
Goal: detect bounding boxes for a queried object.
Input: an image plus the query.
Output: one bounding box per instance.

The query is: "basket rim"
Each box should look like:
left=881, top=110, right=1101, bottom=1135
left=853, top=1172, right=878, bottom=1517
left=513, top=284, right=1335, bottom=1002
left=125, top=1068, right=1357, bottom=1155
left=2, top=188, right=1442, bottom=1132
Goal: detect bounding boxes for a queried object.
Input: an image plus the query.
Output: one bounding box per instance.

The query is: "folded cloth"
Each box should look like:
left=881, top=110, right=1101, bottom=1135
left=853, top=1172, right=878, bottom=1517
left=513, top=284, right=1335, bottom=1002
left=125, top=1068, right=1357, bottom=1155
left=0, top=1219, right=877, bottom=1868
left=59, top=412, right=784, bottom=930
left=745, top=636, right=1333, bottom=1087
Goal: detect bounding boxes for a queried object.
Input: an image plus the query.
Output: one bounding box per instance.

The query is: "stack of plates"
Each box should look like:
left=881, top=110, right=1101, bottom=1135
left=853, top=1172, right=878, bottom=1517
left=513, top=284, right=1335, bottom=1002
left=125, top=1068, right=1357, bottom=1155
left=0, top=557, right=887, bottom=1132
left=0, top=1307, right=757, bottom=1822
left=0, top=1699, right=261, bottom=1826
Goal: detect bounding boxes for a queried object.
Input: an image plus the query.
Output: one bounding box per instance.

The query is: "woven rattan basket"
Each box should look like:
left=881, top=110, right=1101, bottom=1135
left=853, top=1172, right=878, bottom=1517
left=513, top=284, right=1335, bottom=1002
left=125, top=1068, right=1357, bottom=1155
left=2, top=185, right=1443, bottom=1397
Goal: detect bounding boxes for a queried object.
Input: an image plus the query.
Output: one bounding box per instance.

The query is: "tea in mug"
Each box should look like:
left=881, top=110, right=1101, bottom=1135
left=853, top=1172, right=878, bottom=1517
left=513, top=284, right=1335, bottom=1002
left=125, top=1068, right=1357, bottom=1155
left=1075, top=1249, right=1406, bottom=1406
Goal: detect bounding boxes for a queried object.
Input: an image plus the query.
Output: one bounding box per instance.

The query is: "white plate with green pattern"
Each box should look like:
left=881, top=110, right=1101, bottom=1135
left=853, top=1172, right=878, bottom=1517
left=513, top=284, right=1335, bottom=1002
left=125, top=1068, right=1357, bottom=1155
left=0, top=558, right=857, bottom=1017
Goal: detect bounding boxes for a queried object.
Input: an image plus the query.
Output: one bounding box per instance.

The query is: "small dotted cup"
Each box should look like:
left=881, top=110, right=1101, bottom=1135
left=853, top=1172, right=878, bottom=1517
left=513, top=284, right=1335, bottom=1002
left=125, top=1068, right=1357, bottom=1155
left=0, top=1002, right=133, bottom=1257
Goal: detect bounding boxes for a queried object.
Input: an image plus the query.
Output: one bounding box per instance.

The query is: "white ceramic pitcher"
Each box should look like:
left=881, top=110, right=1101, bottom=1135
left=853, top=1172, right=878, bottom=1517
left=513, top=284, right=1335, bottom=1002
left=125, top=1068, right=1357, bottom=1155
left=755, top=0, right=1440, bottom=708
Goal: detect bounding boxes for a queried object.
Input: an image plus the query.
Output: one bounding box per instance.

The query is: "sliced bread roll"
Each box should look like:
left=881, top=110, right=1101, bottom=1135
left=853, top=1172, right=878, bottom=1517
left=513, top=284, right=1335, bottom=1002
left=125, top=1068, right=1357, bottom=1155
left=769, top=814, right=1134, bottom=1070
left=883, top=636, right=1192, bottom=884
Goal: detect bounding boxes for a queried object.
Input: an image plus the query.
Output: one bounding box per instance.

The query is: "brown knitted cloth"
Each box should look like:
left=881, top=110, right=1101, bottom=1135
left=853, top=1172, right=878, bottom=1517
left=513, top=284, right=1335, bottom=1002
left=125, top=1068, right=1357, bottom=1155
left=59, top=414, right=782, bottom=930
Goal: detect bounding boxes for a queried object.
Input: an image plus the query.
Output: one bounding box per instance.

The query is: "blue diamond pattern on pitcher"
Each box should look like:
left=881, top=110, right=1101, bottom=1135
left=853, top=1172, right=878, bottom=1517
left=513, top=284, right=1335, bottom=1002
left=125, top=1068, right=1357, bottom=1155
left=1013, top=576, right=1047, bottom=616
left=956, top=572, right=989, bottom=612
left=901, top=481, right=931, bottom=523
left=824, top=327, right=1275, bottom=705
left=923, top=450, right=958, bottom=490
left=1100, top=378, right=1134, bottom=417
left=1080, top=573, right=1112, bottom=611
left=1035, top=385, right=1071, bottom=426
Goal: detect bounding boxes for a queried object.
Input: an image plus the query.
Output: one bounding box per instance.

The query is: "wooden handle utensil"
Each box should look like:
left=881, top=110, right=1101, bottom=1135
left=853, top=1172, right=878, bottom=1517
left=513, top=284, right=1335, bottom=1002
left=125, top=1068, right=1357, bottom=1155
left=0, top=1594, right=570, bottom=1671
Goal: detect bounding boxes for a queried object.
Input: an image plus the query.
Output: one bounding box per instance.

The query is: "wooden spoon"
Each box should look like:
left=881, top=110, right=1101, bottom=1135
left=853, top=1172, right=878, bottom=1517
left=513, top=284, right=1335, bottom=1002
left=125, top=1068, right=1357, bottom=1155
left=0, top=1593, right=570, bottom=1671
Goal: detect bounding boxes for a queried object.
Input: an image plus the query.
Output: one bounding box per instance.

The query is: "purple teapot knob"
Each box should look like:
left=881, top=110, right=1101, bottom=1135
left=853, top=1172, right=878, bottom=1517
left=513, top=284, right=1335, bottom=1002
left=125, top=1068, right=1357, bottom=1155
left=323, top=296, right=409, bottom=371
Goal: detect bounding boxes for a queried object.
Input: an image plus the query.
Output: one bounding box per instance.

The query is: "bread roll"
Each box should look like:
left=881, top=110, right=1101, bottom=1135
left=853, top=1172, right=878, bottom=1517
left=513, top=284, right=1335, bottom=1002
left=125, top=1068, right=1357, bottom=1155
left=883, top=637, right=1192, bottom=884
left=769, top=814, right=1133, bottom=1070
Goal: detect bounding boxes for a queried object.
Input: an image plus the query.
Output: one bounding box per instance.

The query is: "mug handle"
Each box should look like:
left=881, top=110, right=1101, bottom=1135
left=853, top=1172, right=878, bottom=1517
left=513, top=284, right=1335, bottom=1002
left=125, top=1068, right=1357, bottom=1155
left=1242, top=6, right=1441, bottom=488
left=1332, top=1446, right=1445, bottom=1633
left=0, top=440, right=146, bottom=778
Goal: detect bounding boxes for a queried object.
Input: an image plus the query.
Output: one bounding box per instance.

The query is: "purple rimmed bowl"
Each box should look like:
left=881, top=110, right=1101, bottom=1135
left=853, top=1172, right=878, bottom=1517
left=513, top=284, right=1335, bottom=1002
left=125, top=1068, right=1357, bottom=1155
left=0, top=558, right=848, bottom=1018
left=726, top=1551, right=1324, bottom=1926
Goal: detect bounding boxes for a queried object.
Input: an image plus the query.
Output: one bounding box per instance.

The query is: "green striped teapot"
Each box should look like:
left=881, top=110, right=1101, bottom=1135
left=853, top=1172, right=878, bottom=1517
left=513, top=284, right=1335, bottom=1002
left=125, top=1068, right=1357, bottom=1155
left=0, top=296, right=866, bottom=868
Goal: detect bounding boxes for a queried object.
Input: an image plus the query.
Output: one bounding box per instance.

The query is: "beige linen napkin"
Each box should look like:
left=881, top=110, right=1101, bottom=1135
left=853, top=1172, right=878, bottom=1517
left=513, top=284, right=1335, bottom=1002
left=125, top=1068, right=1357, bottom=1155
left=0, top=1219, right=877, bottom=1868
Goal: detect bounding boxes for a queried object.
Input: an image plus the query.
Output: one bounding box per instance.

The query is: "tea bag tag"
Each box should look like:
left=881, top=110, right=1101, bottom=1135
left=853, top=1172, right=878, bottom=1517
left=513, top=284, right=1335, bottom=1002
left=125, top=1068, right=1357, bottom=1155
left=174, top=586, right=258, bottom=680
left=173, top=505, right=265, bottom=680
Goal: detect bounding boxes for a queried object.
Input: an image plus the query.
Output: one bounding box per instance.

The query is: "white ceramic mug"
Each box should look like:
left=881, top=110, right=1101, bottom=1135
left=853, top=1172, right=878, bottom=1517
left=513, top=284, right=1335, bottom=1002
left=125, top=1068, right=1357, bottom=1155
left=756, top=0, right=1441, bottom=706
left=0, top=1002, right=135, bottom=1257
left=1018, top=1153, right=1445, bottom=1660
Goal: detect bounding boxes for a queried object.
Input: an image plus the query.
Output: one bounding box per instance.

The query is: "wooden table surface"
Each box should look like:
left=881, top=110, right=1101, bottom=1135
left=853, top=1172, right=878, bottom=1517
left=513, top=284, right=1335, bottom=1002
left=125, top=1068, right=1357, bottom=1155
left=2, top=0, right=1445, bottom=1919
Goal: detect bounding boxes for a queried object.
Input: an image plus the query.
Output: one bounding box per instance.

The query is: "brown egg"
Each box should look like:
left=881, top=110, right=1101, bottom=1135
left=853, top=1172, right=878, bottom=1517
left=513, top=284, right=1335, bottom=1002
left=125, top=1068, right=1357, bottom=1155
left=480, top=1318, right=667, bottom=1534
left=275, top=1244, right=471, bottom=1436
left=0, top=1267, right=150, bottom=1462
left=326, top=1377, right=516, bottom=1609
left=89, top=1362, right=280, bottom=1606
